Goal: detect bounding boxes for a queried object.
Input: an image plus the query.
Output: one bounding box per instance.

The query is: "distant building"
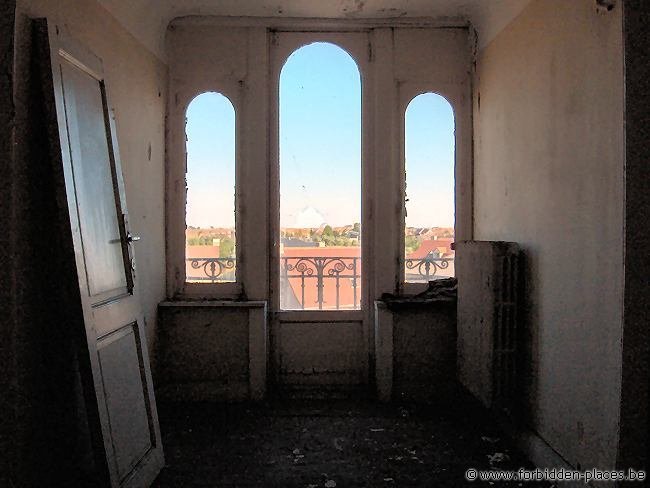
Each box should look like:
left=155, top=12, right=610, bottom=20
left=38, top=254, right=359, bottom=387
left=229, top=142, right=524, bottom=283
left=185, top=227, right=235, bottom=240
left=281, top=238, right=321, bottom=248
left=407, top=239, right=455, bottom=260
left=281, top=227, right=316, bottom=239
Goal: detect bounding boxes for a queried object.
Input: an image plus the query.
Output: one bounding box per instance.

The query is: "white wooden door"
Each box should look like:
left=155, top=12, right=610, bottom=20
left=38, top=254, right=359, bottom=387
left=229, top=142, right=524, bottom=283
left=38, top=21, right=164, bottom=487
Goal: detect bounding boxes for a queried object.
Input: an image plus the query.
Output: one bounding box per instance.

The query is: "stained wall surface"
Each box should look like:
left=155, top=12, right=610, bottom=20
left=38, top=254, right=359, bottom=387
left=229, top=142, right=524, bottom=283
left=392, top=305, right=457, bottom=401
left=472, top=0, right=624, bottom=470
left=157, top=306, right=251, bottom=400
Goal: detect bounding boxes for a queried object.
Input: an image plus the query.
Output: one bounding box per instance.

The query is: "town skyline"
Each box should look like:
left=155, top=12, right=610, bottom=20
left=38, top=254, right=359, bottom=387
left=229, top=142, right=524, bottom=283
left=187, top=222, right=454, bottom=255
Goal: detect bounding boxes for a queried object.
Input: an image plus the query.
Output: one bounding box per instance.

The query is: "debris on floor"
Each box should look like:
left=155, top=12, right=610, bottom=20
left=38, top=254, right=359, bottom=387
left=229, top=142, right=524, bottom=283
left=153, top=399, right=550, bottom=487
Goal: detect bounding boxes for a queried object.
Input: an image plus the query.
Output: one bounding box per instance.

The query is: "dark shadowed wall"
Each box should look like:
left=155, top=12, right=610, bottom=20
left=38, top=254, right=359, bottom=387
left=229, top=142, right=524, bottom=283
left=473, top=0, right=624, bottom=471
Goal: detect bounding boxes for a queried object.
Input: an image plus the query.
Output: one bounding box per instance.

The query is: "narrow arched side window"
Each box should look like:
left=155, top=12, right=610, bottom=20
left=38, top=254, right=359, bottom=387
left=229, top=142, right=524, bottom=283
left=184, top=92, right=237, bottom=283
left=404, top=92, right=455, bottom=283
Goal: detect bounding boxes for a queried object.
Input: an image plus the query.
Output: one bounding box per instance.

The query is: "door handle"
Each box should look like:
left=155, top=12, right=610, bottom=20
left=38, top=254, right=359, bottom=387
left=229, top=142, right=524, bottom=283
left=127, top=233, right=141, bottom=243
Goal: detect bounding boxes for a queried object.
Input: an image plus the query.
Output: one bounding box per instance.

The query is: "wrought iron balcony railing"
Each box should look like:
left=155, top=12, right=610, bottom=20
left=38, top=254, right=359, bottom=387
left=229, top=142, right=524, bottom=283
left=186, top=255, right=453, bottom=304
left=404, top=256, right=453, bottom=282
left=186, top=257, right=235, bottom=282
left=281, top=256, right=360, bottom=310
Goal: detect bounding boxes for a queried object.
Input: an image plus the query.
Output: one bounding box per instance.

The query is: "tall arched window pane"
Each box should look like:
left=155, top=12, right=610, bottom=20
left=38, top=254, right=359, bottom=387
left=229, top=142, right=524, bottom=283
left=279, top=42, right=361, bottom=310
left=185, top=92, right=236, bottom=283
left=404, top=93, right=455, bottom=282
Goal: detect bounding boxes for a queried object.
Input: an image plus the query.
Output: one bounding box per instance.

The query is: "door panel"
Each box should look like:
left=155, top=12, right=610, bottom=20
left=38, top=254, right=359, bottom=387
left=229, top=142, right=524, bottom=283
left=37, top=20, right=164, bottom=487
left=97, top=324, right=152, bottom=479
left=61, top=61, right=128, bottom=298
left=278, top=321, right=365, bottom=386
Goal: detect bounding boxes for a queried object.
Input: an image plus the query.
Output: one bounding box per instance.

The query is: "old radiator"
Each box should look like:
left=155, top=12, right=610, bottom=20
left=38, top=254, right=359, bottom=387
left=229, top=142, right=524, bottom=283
left=456, top=240, right=520, bottom=409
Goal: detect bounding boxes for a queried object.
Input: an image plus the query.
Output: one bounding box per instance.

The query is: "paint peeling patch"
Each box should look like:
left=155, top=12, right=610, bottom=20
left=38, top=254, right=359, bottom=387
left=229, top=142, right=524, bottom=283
left=595, top=0, right=616, bottom=13
left=377, top=8, right=408, bottom=17
left=342, top=0, right=365, bottom=17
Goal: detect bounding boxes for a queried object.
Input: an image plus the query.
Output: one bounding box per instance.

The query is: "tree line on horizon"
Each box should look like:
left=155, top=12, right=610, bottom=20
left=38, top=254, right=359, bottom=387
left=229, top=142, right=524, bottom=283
left=187, top=222, right=452, bottom=253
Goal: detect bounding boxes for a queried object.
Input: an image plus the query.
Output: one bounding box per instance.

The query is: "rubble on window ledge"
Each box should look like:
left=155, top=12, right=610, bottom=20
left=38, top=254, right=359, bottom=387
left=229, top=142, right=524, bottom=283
left=380, top=278, right=457, bottom=309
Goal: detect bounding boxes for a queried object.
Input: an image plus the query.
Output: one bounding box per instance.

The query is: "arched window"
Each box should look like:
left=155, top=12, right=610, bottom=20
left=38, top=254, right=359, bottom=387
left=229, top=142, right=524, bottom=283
left=184, top=92, right=236, bottom=283
left=404, top=92, right=455, bottom=282
left=279, top=42, right=362, bottom=310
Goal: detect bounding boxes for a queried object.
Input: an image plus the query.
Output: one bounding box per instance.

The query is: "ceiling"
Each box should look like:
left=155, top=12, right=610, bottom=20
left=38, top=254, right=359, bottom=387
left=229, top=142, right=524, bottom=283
left=97, top=0, right=532, bottom=61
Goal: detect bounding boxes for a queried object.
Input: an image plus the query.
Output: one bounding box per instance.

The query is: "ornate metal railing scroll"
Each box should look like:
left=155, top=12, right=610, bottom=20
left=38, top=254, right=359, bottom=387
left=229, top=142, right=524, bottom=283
left=281, top=256, right=360, bottom=310
left=186, top=257, right=235, bottom=282
left=404, top=257, right=453, bottom=282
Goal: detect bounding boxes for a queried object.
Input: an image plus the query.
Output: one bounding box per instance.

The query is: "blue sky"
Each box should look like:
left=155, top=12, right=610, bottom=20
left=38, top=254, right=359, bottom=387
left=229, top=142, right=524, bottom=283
left=185, top=92, right=236, bottom=228
left=405, top=92, right=455, bottom=228
left=280, top=42, right=361, bottom=228
left=186, top=42, right=454, bottom=229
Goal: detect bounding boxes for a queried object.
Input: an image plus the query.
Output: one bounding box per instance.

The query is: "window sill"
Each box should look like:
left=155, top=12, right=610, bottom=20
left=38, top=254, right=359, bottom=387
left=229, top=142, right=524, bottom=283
left=159, top=300, right=267, bottom=308
left=176, top=281, right=243, bottom=301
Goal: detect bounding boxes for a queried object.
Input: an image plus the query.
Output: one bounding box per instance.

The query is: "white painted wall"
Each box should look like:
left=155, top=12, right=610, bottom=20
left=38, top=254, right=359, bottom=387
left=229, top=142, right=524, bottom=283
left=473, top=0, right=624, bottom=470
left=16, top=0, right=168, bottom=350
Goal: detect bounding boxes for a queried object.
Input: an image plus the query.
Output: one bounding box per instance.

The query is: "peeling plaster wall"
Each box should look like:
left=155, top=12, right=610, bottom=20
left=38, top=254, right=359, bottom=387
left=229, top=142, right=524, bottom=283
left=473, top=0, right=624, bottom=470
left=8, top=0, right=167, bottom=483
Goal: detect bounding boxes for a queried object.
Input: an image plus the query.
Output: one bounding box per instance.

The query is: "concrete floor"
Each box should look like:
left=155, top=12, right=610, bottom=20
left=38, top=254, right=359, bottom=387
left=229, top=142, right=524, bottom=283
left=153, top=395, right=550, bottom=487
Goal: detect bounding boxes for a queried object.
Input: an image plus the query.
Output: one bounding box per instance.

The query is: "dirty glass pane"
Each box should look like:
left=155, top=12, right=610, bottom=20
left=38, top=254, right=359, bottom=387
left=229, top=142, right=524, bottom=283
left=404, top=93, right=455, bottom=283
left=185, top=92, right=236, bottom=283
left=279, top=42, right=362, bottom=310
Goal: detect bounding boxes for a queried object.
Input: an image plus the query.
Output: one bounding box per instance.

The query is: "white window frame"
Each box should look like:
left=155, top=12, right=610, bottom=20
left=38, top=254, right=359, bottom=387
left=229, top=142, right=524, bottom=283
left=167, top=85, right=244, bottom=299
left=269, top=31, right=369, bottom=315
left=165, top=20, right=474, bottom=303
left=399, top=85, right=464, bottom=295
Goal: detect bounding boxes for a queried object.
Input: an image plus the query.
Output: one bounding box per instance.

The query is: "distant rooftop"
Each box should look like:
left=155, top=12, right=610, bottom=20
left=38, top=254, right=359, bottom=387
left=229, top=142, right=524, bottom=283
left=281, top=238, right=321, bottom=248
